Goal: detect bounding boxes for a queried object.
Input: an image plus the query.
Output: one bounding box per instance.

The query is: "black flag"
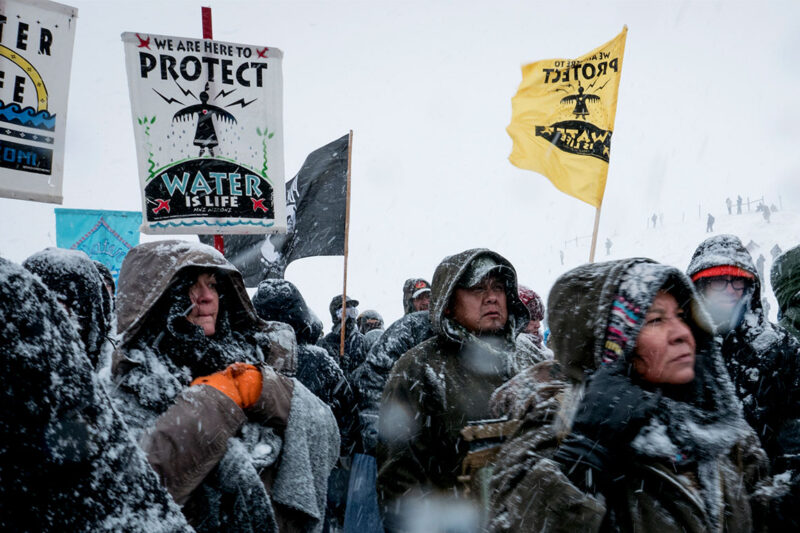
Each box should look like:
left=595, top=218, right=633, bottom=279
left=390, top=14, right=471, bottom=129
left=201, top=134, right=349, bottom=285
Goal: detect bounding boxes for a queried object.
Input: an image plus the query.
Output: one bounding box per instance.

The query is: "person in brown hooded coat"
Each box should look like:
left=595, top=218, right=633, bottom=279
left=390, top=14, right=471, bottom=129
left=110, top=241, right=339, bottom=533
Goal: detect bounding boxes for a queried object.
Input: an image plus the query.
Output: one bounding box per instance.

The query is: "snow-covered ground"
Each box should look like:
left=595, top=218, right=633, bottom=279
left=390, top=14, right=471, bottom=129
left=590, top=206, right=798, bottom=323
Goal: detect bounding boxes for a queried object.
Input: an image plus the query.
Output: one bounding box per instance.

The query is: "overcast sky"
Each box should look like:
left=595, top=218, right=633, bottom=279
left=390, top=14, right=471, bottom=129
left=1, top=0, right=798, bottom=330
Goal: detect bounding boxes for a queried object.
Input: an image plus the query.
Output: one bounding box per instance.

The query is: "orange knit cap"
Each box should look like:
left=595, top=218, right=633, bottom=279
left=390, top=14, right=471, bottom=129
left=691, top=265, right=755, bottom=282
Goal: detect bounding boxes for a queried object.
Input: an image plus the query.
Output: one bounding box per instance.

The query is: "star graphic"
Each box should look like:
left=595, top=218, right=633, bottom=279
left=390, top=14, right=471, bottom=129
left=152, top=199, right=171, bottom=214
left=251, top=198, right=268, bottom=212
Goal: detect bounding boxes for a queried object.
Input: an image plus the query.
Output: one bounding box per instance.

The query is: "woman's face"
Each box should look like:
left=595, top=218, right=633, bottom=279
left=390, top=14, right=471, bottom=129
left=633, top=291, right=696, bottom=385
left=187, top=272, right=219, bottom=336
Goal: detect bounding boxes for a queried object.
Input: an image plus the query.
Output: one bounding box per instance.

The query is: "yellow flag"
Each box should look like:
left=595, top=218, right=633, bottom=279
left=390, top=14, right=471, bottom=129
left=508, top=27, right=627, bottom=207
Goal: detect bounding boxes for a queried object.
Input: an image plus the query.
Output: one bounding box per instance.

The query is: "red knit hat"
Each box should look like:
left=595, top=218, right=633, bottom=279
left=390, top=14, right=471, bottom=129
left=690, top=265, right=755, bottom=282
left=518, top=285, right=545, bottom=321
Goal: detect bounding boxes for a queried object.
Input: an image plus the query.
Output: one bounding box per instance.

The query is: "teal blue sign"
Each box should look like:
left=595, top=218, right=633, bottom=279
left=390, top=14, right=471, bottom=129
left=55, top=208, right=142, bottom=282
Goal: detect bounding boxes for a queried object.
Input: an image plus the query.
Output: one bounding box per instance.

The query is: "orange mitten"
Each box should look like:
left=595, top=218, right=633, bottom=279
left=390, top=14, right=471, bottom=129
left=191, top=368, right=244, bottom=407
left=228, top=363, right=263, bottom=409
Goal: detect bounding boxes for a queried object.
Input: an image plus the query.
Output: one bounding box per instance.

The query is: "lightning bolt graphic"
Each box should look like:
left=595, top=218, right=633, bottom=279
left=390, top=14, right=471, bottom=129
left=226, top=98, right=257, bottom=109
left=215, top=88, right=237, bottom=100
left=153, top=89, right=184, bottom=106
left=174, top=81, right=197, bottom=100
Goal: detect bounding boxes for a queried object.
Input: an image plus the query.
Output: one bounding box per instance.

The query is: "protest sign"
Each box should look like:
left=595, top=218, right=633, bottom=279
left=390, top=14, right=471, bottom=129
left=121, top=32, right=286, bottom=234
left=0, top=0, right=78, bottom=204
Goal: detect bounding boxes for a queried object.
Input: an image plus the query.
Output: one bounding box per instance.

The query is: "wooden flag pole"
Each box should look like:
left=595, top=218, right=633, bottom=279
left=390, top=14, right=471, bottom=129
left=201, top=6, right=225, bottom=255
left=588, top=204, right=602, bottom=263
left=339, top=130, right=354, bottom=358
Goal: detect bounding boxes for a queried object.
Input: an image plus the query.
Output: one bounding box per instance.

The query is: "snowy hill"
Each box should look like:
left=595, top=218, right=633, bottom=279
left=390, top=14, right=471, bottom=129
left=590, top=207, right=800, bottom=323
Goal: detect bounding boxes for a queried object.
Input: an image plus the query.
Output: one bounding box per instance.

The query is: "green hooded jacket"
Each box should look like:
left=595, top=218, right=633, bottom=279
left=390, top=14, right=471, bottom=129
left=771, top=244, right=800, bottom=340
left=376, top=249, right=528, bottom=518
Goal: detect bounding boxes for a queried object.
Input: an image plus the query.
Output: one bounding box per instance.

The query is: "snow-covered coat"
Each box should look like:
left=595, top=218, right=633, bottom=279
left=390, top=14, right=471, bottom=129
left=688, top=235, right=800, bottom=526
left=319, top=318, right=366, bottom=380
left=0, top=258, right=191, bottom=532
left=252, top=279, right=361, bottom=456
left=377, top=249, right=528, bottom=510
left=771, top=243, right=800, bottom=340
left=110, top=241, right=339, bottom=533
left=513, top=331, right=553, bottom=369
left=23, top=248, right=109, bottom=370
left=489, top=258, right=769, bottom=533
left=350, top=311, right=434, bottom=455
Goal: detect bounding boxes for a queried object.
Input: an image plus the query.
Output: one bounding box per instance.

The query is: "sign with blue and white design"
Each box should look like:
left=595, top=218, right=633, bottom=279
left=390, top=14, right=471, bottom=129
left=55, top=208, right=141, bottom=282
left=121, top=31, right=287, bottom=235
left=0, top=0, right=78, bottom=204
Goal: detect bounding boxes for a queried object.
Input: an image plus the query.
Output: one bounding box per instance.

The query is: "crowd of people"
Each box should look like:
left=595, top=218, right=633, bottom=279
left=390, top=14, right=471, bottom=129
left=3, top=233, right=800, bottom=532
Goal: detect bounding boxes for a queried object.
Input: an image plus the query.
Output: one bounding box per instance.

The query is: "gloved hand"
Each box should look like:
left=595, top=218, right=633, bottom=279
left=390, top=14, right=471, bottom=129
left=553, top=363, right=660, bottom=492
left=191, top=363, right=263, bottom=409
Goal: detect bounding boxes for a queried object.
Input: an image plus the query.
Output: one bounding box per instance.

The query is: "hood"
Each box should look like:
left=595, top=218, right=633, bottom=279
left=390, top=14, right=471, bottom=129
left=430, top=248, right=528, bottom=343
left=252, top=279, right=317, bottom=344
left=357, top=309, right=384, bottom=334
left=687, top=234, right=761, bottom=302
left=771, top=244, right=800, bottom=316
left=402, top=278, right=431, bottom=315
left=23, top=248, right=108, bottom=367
left=116, top=240, right=261, bottom=347
left=547, top=258, right=714, bottom=383
left=686, top=234, right=764, bottom=334
left=552, top=259, right=749, bottom=517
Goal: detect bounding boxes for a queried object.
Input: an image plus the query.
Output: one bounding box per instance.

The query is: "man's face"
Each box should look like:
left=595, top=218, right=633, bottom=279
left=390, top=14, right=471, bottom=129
left=699, top=275, right=750, bottom=317
left=449, top=275, right=508, bottom=334
left=413, top=292, right=431, bottom=311
left=187, top=272, right=219, bottom=336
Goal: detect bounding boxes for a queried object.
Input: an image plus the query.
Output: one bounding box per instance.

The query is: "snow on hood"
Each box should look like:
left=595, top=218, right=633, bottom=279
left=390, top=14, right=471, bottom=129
left=686, top=234, right=777, bottom=340
left=252, top=278, right=317, bottom=344
left=547, top=258, right=714, bottom=382
left=116, top=240, right=256, bottom=347
left=0, top=257, right=191, bottom=531
left=23, top=247, right=108, bottom=367
left=430, top=248, right=529, bottom=343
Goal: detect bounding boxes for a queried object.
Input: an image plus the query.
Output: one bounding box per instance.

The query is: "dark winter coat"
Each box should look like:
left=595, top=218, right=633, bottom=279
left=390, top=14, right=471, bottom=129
left=23, top=248, right=109, bottom=370
left=489, top=259, right=769, bottom=533
left=0, top=258, right=191, bottom=532
left=110, top=241, right=339, bottom=533
left=319, top=319, right=366, bottom=379
left=688, top=235, right=800, bottom=526
left=377, top=249, right=528, bottom=515
left=771, top=243, right=800, bottom=340
left=252, top=279, right=361, bottom=457
left=350, top=311, right=434, bottom=455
